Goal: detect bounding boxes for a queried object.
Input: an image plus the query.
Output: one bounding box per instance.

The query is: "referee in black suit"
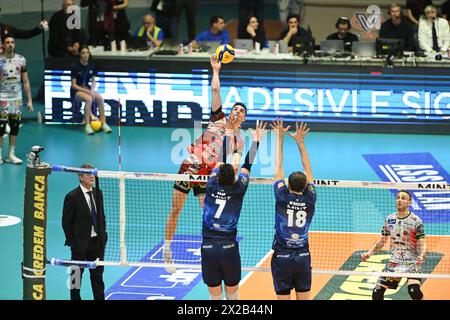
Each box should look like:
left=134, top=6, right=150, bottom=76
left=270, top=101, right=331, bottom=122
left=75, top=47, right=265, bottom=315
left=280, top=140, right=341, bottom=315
left=62, top=163, right=107, bottom=300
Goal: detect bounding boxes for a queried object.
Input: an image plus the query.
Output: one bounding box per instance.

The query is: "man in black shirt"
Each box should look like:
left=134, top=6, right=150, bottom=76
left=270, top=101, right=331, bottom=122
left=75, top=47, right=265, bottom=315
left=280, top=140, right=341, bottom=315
left=326, top=17, right=358, bottom=51
left=406, top=0, right=433, bottom=26
left=279, top=13, right=312, bottom=54
left=379, top=3, right=416, bottom=51
left=441, top=0, right=450, bottom=22
left=48, top=0, right=86, bottom=58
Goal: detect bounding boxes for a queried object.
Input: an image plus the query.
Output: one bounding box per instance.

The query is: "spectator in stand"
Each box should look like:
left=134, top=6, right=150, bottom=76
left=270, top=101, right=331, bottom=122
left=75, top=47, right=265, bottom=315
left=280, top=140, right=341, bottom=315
left=48, top=0, right=87, bottom=58
left=174, top=0, right=197, bottom=42
left=238, top=15, right=267, bottom=48
left=151, top=0, right=177, bottom=39
left=278, top=0, right=304, bottom=27
left=80, top=0, right=115, bottom=46
left=133, top=14, right=164, bottom=48
left=279, top=13, right=312, bottom=54
left=379, top=3, right=417, bottom=51
left=238, top=0, right=264, bottom=43
left=405, top=0, right=433, bottom=27
left=191, top=15, right=230, bottom=49
left=418, top=5, right=450, bottom=53
left=441, top=0, right=450, bottom=24
left=326, top=17, right=359, bottom=52
left=112, top=0, right=131, bottom=43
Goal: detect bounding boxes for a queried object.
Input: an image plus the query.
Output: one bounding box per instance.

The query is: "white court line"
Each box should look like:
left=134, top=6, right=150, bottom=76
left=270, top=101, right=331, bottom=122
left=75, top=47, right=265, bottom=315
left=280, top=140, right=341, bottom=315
left=240, top=250, right=273, bottom=286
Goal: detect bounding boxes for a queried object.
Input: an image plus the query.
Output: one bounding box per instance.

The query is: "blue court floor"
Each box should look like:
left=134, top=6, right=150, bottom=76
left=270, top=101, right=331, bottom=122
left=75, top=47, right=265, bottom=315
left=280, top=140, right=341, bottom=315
left=0, top=119, right=449, bottom=300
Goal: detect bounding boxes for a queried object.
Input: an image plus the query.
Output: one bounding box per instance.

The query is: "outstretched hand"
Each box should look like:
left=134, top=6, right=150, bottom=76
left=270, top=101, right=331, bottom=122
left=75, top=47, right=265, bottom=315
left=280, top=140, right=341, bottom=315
left=360, top=252, right=371, bottom=262
left=270, top=118, right=290, bottom=139
left=288, top=122, right=310, bottom=143
left=249, top=120, right=267, bottom=142
left=210, top=55, right=221, bottom=72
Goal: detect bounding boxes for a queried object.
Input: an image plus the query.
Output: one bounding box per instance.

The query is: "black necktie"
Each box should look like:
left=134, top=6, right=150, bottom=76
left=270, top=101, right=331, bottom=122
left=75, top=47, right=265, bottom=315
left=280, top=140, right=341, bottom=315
left=432, top=22, right=440, bottom=52
left=87, top=191, right=98, bottom=233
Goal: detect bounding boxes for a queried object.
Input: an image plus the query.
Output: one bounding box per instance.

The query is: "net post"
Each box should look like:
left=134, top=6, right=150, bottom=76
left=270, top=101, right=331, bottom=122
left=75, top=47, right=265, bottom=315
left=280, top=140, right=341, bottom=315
left=22, top=147, right=51, bottom=300
left=119, top=172, right=127, bottom=264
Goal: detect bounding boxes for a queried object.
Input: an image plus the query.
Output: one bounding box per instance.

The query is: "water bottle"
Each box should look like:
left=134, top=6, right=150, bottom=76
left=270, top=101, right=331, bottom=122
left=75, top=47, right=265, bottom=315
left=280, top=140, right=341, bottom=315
left=111, top=40, right=117, bottom=52
left=178, top=43, right=184, bottom=55
left=254, top=42, right=260, bottom=53
left=273, top=43, right=279, bottom=55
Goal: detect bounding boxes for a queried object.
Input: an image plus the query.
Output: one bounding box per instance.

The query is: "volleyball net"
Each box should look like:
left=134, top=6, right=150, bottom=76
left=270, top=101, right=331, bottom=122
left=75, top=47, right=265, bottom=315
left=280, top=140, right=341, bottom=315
left=48, top=168, right=450, bottom=280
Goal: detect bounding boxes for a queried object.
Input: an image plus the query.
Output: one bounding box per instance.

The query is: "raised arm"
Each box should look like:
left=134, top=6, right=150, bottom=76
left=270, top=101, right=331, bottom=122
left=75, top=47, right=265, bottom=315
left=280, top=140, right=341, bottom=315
left=288, top=122, right=313, bottom=183
left=210, top=55, right=222, bottom=113
left=240, top=121, right=267, bottom=176
left=270, top=118, right=291, bottom=181
left=214, top=117, right=236, bottom=171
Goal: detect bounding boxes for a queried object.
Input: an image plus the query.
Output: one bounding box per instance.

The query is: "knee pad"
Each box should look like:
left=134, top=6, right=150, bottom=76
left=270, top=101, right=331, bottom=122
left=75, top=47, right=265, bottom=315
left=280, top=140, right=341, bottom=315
left=372, top=286, right=386, bottom=300
left=9, top=114, right=21, bottom=136
left=408, top=284, right=423, bottom=300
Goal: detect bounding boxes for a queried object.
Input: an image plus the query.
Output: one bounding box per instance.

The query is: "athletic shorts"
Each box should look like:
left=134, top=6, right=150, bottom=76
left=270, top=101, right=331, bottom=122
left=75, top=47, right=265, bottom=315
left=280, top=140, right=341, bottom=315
left=201, top=239, right=241, bottom=287
left=0, top=99, right=22, bottom=115
left=173, top=160, right=211, bottom=196
left=377, top=261, right=422, bottom=289
left=271, top=250, right=312, bottom=294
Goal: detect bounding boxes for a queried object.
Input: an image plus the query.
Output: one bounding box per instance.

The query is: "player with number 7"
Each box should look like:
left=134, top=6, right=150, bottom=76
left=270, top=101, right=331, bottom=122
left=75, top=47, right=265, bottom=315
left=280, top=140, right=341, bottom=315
left=200, top=120, right=267, bottom=301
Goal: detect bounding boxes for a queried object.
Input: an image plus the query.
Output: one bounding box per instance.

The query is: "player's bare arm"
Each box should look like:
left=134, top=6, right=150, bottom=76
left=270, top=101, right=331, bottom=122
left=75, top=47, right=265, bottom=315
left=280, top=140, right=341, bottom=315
left=22, top=71, right=33, bottom=112
left=288, top=122, right=313, bottom=183
left=361, top=235, right=388, bottom=261
left=271, top=118, right=290, bottom=183
left=241, top=120, right=267, bottom=176
left=210, top=55, right=222, bottom=113
left=417, top=238, right=427, bottom=265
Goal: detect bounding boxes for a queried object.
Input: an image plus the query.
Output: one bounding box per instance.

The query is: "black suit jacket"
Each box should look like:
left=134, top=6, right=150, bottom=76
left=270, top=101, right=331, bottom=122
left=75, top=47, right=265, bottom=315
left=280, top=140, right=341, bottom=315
left=62, top=186, right=107, bottom=253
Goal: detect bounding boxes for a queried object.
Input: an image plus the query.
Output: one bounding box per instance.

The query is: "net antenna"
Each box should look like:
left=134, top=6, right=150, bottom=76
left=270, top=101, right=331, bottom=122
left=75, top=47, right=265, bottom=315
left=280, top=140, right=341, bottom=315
left=117, top=98, right=122, bottom=172
left=116, top=98, right=127, bottom=264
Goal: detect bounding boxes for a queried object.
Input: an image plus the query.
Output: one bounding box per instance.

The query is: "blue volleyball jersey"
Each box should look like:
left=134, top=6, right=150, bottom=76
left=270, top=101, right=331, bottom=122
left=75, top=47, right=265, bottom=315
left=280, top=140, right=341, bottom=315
left=71, top=60, right=96, bottom=90
left=272, top=180, right=317, bottom=252
left=202, top=168, right=250, bottom=240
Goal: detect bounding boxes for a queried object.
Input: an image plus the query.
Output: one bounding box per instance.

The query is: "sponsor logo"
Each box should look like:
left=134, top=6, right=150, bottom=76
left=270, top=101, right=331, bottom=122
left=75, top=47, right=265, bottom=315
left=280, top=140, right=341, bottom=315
left=364, top=153, right=450, bottom=223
